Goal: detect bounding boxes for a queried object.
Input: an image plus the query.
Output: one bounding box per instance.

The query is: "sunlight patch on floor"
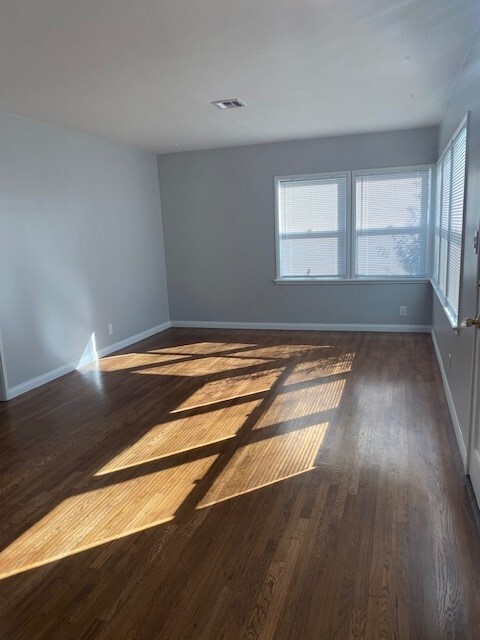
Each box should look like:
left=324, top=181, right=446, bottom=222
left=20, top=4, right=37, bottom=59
left=95, top=400, right=261, bottom=476
left=172, top=368, right=284, bottom=413
left=237, top=344, right=335, bottom=360
left=0, top=341, right=356, bottom=579
left=0, top=455, right=218, bottom=579
left=148, top=342, right=257, bottom=356
left=95, top=352, right=187, bottom=372
left=254, top=378, right=346, bottom=431
left=132, top=355, right=272, bottom=377
left=283, top=353, right=355, bottom=386
left=198, top=422, right=329, bottom=508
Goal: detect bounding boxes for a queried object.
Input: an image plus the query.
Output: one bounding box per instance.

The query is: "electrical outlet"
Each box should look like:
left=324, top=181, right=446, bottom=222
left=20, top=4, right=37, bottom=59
left=399, top=306, right=407, bottom=317
left=108, top=323, right=114, bottom=336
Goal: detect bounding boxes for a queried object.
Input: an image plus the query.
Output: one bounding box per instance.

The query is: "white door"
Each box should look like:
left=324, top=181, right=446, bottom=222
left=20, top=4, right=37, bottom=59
left=468, top=308, right=480, bottom=505
left=470, top=426, right=480, bottom=504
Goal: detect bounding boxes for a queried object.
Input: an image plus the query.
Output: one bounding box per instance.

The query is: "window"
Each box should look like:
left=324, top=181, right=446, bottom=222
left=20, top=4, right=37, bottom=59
left=275, top=166, right=431, bottom=282
left=276, top=173, right=348, bottom=279
left=432, top=118, right=468, bottom=326
left=354, top=169, right=430, bottom=278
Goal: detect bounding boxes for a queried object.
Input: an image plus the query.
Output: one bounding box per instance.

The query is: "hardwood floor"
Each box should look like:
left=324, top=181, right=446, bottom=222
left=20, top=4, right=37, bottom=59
left=0, top=329, right=479, bottom=639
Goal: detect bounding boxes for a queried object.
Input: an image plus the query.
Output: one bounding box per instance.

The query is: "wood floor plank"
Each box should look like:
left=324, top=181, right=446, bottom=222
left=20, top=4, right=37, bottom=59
left=0, top=329, right=479, bottom=639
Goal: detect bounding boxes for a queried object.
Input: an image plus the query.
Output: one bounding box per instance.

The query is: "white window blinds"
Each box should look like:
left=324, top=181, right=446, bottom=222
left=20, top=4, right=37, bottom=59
left=354, top=170, right=430, bottom=278
left=277, top=174, right=347, bottom=279
left=433, top=121, right=467, bottom=325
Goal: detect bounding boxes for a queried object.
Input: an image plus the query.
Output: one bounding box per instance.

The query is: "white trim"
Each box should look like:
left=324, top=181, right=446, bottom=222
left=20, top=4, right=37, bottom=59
left=6, top=322, right=171, bottom=400
left=431, top=279, right=461, bottom=331
left=469, top=450, right=480, bottom=506
left=274, top=278, right=430, bottom=285
left=274, top=170, right=351, bottom=182
left=171, top=320, right=430, bottom=333
left=0, top=329, right=9, bottom=402
left=95, top=322, right=171, bottom=359
left=428, top=165, right=438, bottom=283
left=430, top=328, right=467, bottom=467
left=352, top=163, right=435, bottom=177
left=274, top=173, right=281, bottom=280
left=8, top=362, right=84, bottom=400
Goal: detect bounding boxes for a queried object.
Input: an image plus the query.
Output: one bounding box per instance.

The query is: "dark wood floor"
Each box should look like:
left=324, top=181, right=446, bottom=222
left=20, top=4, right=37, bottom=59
left=0, top=329, right=479, bottom=639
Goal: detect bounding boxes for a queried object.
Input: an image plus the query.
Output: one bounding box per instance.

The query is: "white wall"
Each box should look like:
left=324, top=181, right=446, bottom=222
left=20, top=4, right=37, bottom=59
left=158, top=127, right=438, bottom=327
left=0, top=112, right=170, bottom=393
left=431, top=29, right=480, bottom=464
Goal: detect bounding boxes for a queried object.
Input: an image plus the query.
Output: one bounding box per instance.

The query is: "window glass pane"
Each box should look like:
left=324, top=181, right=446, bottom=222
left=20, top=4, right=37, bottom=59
left=280, top=235, right=345, bottom=278
left=432, top=121, right=467, bottom=325
left=279, top=179, right=342, bottom=234
left=446, top=237, right=462, bottom=315
left=439, top=150, right=452, bottom=295
left=278, top=176, right=347, bottom=278
left=356, top=232, right=427, bottom=277
left=446, top=128, right=467, bottom=316
left=433, top=161, right=442, bottom=284
left=355, top=170, right=429, bottom=277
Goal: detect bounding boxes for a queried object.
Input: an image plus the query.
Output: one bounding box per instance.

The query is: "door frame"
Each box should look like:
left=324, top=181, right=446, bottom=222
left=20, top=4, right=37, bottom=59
left=0, top=329, right=9, bottom=402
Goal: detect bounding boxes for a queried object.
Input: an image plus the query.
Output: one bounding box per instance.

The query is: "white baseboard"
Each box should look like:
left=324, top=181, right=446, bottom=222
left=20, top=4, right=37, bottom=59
left=430, top=328, right=467, bottom=468
left=95, top=322, right=171, bottom=359
left=7, top=322, right=171, bottom=400
left=171, top=320, right=431, bottom=333
left=4, top=320, right=435, bottom=400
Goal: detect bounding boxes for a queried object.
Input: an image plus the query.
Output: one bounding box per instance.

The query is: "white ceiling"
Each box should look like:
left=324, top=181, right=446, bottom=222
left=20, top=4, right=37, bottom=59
left=0, top=0, right=478, bottom=153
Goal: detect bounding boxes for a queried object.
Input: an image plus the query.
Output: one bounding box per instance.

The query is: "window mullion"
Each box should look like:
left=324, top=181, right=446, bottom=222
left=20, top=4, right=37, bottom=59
left=436, top=161, right=443, bottom=286
left=347, top=171, right=353, bottom=279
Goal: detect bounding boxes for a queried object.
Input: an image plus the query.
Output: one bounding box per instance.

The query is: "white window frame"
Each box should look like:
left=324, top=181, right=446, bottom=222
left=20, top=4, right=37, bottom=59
left=430, top=113, right=469, bottom=330
left=274, top=164, right=433, bottom=284
left=352, top=165, right=432, bottom=281
left=274, top=171, right=351, bottom=282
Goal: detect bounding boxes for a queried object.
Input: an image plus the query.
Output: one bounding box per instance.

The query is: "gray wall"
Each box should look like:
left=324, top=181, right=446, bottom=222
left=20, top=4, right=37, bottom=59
left=0, top=112, right=169, bottom=390
left=158, top=127, right=438, bottom=325
left=432, top=29, right=480, bottom=457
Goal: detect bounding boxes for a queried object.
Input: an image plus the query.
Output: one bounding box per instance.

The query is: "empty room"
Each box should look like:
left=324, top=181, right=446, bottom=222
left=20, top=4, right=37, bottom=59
left=1, top=1, right=480, bottom=638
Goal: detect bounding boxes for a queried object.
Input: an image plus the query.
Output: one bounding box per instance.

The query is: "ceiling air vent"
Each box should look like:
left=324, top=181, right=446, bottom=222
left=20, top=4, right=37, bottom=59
left=212, top=98, right=246, bottom=110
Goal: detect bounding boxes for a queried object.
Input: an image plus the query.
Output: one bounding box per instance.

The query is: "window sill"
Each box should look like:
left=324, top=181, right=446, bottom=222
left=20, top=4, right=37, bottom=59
left=430, top=279, right=461, bottom=332
left=274, top=278, right=430, bottom=285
